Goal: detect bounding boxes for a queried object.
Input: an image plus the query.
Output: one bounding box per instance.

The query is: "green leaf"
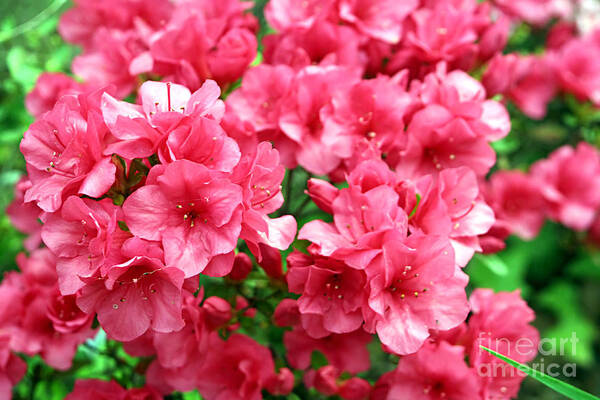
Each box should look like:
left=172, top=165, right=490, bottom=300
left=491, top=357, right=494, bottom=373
left=6, top=46, right=42, bottom=90
left=472, top=254, right=509, bottom=276
left=537, top=283, right=596, bottom=366
left=310, top=351, right=328, bottom=369
left=182, top=390, right=203, bottom=400
left=480, top=346, right=600, bottom=400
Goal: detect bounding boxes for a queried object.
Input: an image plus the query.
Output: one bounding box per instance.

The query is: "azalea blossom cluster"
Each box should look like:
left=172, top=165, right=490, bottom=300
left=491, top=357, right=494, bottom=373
left=483, top=21, right=600, bottom=120
left=2, top=0, right=599, bottom=398
left=480, top=141, right=600, bottom=254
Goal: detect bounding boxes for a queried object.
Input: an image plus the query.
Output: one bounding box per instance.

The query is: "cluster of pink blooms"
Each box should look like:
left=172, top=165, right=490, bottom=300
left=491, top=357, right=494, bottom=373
left=483, top=19, right=600, bottom=120
left=3, top=0, right=599, bottom=398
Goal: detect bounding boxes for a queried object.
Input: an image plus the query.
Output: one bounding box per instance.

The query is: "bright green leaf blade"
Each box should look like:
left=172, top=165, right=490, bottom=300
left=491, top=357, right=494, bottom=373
left=480, top=346, right=600, bottom=400
left=472, top=253, right=509, bottom=276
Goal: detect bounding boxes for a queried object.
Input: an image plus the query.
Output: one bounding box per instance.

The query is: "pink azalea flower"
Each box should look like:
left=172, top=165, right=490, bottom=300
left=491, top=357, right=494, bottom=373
left=6, top=177, right=42, bottom=251
left=20, top=94, right=116, bottom=212
left=284, top=325, right=372, bottom=374
left=388, top=3, right=479, bottom=77
left=363, top=232, right=470, bottom=355
left=196, top=334, right=276, bottom=400
left=134, top=5, right=257, bottom=91
left=306, top=177, right=338, bottom=214
left=123, top=160, right=243, bottom=277
left=265, top=0, right=336, bottom=31
left=410, top=167, right=495, bottom=266
left=320, top=76, right=412, bottom=161
left=25, top=72, right=87, bottom=118
left=338, top=0, right=419, bottom=44
left=265, top=367, right=295, bottom=396
left=371, top=340, right=480, bottom=400
left=305, top=365, right=339, bottom=396
left=483, top=54, right=557, bottom=119
left=465, top=289, right=540, bottom=400
left=397, top=117, right=496, bottom=178
left=492, top=0, right=572, bottom=26
left=531, top=142, right=600, bottom=231
left=146, top=290, right=218, bottom=393
left=554, top=35, right=600, bottom=107
left=287, top=251, right=366, bottom=335
left=42, top=196, right=129, bottom=294
left=7, top=249, right=96, bottom=370
left=277, top=65, right=360, bottom=174
left=228, top=252, right=253, bottom=281
left=299, top=183, right=408, bottom=268
left=263, top=22, right=363, bottom=70
left=415, top=66, right=511, bottom=142
left=77, top=256, right=185, bottom=341
left=256, top=243, right=285, bottom=280
left=207, top=28, right=258, bottom=86
left=485, top=171, right=546, bottom=240
left=546, top=21, right=576, bottom=50
left=72, top=28, right=144, bottom=98
left=65, top=379, right=162, bottom=400
left=231, top=141, right=297, bottom=257
left=338, top=377, right=372, bottom=400
left=102, top=80, right=236, bottom=169
left=59, top=0, right=173, bottom=48
left=0, top=335, right=26, bottom=400
left=226, top=64, right=295, bottom=134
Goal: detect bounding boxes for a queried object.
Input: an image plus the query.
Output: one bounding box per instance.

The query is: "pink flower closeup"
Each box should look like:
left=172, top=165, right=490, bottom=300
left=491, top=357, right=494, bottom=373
left=338, top=0, right=418, bottom=44
left=133, top=5, right=258, bottom=91
left=263, top=22, right=363, bottom=70
left=485, top=171, right=546, bottom=240
left=196, top=334, right=277, bottom=400
left=207, top=28, right=258, bottom=86
left=102, top=80, right=236, bottom=168
left=265, top=0, right=335, bottom=31
left=363, top=233, right=470, bottom=355
left=42, top=196, right=129, bottom=294
left=6, top=249, right=96, bottom=370
left=531, top=142, right=600, bottom=231
left=25, top=72, right=87, bottom=118
left=284, top=326, right=372, bottom=374
left=77, top=256, right=185, bottom=341
left=321, top=76, right=412, bottom=161
left=277, top=65, right=360, bottom=174
left=483, top=54, right=557, bottom=119
left=6, top=177, right=42, bottom=251
left=466, top=289, right=540, bottom=400
left=65, top=379, right=162, bottom=400
left=388, top=4, right=479, bottom=77
left=226, top=64, right=295, bottom=134
left=410, top=167, right=495, bottom=266
left=554, top=35, right=600, bottom=107
left=371, top=340, right=480, bottom=400
left=492, top=0, right=572, bottom=26
left=58, top=0, right=173, bottom=48
left=287, top=251, right=366, bottom=335
left=0, top=335, right=26, bottom=400
left=232, top=141, right=296, bottom=257
left=123, top=160, right=243, bottom=277
left=20, top=94, right=116, bottom=212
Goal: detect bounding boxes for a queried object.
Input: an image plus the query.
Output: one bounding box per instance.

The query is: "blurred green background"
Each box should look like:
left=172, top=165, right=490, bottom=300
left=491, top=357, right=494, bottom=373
left=0, top=0, right=599, bottom=399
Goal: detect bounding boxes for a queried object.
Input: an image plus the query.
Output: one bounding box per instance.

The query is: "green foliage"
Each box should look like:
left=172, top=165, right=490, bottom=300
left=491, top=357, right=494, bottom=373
left=481, top=346, right=600, bottom=400
left=0, top=0, right=76, bottom=275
